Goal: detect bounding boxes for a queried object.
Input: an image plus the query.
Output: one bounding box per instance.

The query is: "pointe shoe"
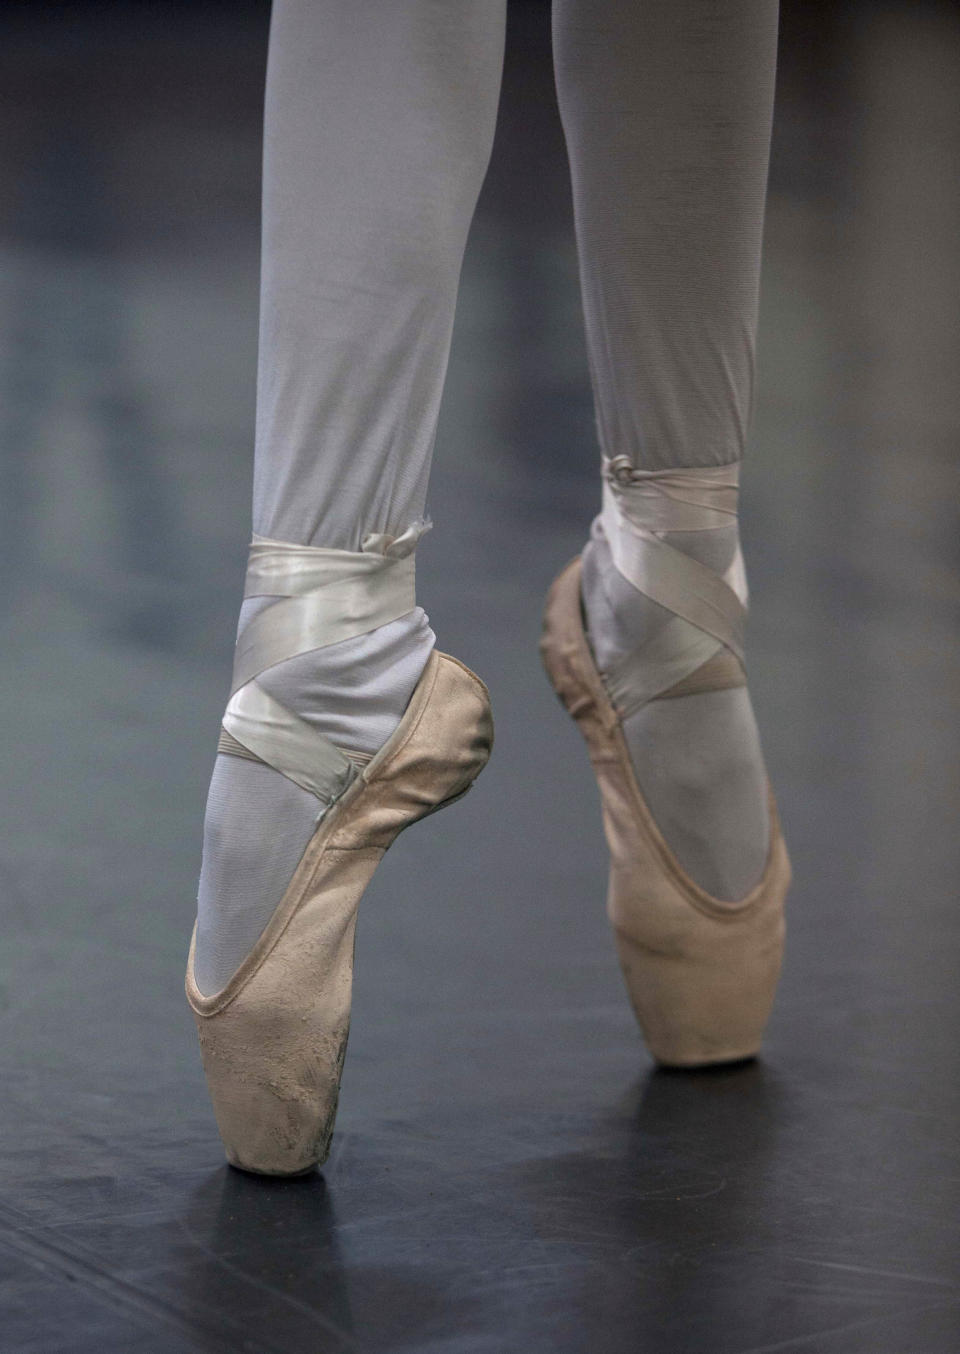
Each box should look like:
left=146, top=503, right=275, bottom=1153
left=540, top=556, right=790, bottom=1067
left=185, top=650, right=493, bottom=1175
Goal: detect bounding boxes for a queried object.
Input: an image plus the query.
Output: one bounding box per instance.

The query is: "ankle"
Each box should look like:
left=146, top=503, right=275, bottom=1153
left=255, top=607, right=436, bottom=758
left=581, top=458, right=748, bottom=696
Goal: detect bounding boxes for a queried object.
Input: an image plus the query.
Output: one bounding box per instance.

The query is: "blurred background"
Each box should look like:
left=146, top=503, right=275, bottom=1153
left=0, top=2, right=958, bottom=1351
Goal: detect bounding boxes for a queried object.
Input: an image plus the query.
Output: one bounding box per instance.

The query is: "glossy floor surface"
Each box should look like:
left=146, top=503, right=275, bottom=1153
left=1, top=3, right=958, bottom=1351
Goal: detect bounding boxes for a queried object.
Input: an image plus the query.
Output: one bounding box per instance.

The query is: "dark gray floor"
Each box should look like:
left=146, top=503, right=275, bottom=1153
left=1, top=2, right=958, bottom=1351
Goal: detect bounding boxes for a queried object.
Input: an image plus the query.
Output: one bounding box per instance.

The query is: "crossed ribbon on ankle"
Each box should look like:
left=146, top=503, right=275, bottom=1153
left=218, top=523, right=426, bottom=812
left=598, top=457, right=748, bottom=716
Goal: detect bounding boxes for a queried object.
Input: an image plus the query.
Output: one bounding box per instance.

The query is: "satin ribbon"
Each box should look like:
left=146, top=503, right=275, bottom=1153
left=220, top=530, right=424, bottom=809
left=597, top=460, right=748, bottom=717
left=601, top=457, right=740, bottom=532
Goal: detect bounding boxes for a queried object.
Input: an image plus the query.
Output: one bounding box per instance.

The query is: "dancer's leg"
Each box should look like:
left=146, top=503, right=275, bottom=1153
left=195, top=0, right=506, bottom=995
left=553, top=0, right=780, bottom=900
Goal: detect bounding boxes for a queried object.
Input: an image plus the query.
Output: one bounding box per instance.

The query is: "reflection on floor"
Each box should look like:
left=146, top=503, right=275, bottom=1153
left=0, top=2, right=958, bottom=1352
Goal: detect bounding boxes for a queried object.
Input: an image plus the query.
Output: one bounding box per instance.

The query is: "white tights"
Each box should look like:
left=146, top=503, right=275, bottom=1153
left=195, top=0, right=780, bottom=995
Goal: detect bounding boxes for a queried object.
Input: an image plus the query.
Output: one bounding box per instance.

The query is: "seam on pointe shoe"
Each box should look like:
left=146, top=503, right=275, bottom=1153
left=544, top=555, right=784, bottom=921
